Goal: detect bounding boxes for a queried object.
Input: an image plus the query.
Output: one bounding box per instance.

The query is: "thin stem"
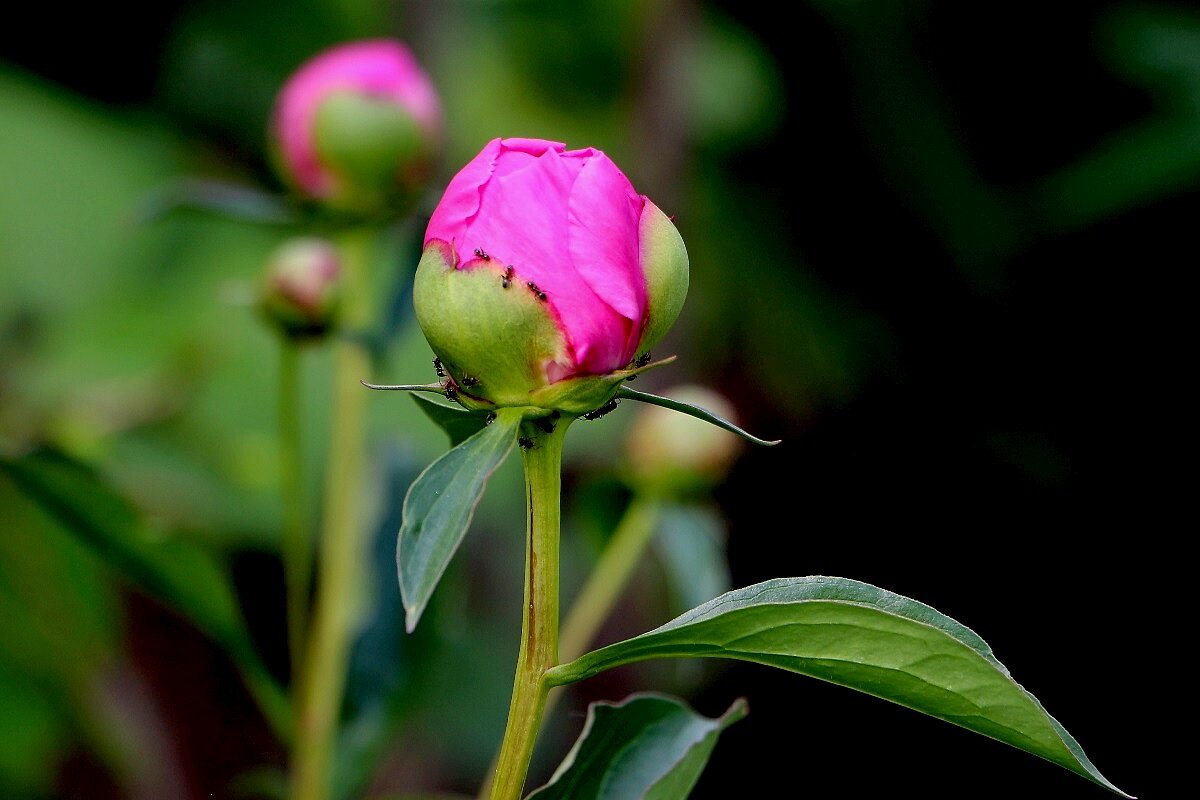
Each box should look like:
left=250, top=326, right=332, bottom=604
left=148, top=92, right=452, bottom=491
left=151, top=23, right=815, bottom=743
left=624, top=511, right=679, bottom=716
left=486, top=419, right=571, bottom=800
left=280, top=343, right=309, bottom=683
left=292, top=228, right=374, bottom=800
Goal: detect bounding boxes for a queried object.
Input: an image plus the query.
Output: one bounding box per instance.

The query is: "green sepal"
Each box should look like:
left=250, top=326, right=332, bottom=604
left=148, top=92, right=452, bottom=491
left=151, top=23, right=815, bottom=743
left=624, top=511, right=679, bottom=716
left=410, top=394, right=492, bottom=447
left=527, top=355, right=677, bottom=416
left=414, top=243, right=571, bottom=409
left=616, top=386, right=780, bottom=446
left=397, top=407, right=526, bottom=632
left=546, top=576, right=1130, bottom=797
left=527, top=693, right=746, bottom=800
left=637, top=200, right=690, bottom=355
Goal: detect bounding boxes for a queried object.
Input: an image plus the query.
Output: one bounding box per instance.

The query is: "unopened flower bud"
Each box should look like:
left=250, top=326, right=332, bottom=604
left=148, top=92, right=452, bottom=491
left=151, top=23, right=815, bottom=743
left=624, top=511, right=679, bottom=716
left=259, top=238, right=341, bottom=339
left=271, top=40, right=442, bottom=212
left=626, top=385, right=742, bottom=492
left=414, top=138, right=689, bottom=414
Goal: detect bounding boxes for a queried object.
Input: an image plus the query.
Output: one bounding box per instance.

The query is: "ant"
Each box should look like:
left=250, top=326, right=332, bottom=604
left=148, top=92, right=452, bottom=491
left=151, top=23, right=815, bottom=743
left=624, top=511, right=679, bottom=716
left=501, top=265, right=514, bottom=289
left=461, top=375, right=479, bottom=387
left=533, top=411, right=560, bottom=433
left=474, top=248, right=491, bottom=260
left=485, top=412, right=497, bottom=425
left=433, top=357, right=445, bottom=378
left=582, top=398, right=619, bottom=420
left=526, top=281, right=547, bottom=301
left=444, top=385, right=458, bottom=401
left=634, top=352, right=651, bottom=367
left=518, top=436, right=535, bottom=450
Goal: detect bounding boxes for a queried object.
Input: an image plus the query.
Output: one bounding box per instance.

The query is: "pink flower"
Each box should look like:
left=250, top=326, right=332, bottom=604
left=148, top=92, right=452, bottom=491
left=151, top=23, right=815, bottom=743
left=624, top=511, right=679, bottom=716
left=271, top=40, right=441, bottom=208
left=415, top=138, right=689, bottom=410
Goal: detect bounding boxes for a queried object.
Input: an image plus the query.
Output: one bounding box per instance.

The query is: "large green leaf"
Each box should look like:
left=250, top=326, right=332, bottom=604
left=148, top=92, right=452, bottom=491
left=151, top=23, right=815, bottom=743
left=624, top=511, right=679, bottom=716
left=547, top=577, right=1128, bottom=797
left=398, top=407, right=523, bottom=632
left=526, top=693, right=746, bottom=800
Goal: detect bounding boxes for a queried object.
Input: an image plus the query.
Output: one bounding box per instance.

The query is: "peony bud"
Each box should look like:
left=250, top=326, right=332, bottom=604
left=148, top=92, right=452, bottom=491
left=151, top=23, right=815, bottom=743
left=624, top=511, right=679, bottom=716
left=625, top=385, right=742, bottom=492
left=259, top=238, right=342, bottom=339
left=414, top=138, right=689, bottom=413
left=271, top=40, right=442, bottom=212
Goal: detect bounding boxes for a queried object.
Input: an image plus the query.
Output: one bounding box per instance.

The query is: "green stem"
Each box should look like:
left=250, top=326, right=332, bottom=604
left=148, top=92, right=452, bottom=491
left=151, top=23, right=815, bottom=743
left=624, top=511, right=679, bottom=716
left=280, top=343, right=309, bottom=683
left=486, top=419, right=571, bottom=800
left=292, top=229, right=374, bottom=800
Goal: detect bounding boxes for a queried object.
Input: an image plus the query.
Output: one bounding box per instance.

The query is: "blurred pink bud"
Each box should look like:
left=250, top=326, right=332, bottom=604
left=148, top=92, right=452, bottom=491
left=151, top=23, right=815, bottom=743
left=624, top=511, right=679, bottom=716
left=416, top=138, right=688, bottom=408
left=271, top=40, right=441, bottom=210
left=259, top=238, right=342, bottom=339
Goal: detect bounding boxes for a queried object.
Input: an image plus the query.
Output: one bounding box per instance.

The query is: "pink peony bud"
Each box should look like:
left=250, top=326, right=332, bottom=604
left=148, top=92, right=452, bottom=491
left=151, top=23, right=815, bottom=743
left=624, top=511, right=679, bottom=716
left=271, top=39, right=441, bottom=211
left=414, top=138, right=688, bottom=413
left=259, top=238, right=342, bottom=339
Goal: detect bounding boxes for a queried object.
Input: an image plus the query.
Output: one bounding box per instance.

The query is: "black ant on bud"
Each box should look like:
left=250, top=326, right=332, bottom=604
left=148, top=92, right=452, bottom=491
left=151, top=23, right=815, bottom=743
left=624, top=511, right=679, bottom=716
left=474, top=248, right=491, bottom=260
left=582, top=398, right=620, bottom=420
left=444, top=385, right=458, bottom=401
left=433, top=357, right=445, bottom=378
left=526, top=281, right=547, bottom=301
left=485, top=412, right=497, bottom=425
left=461, top=375, right=479, bottom=387
left=635, top=352, right=651, bottom=367
left=501, top=265, right=514, bottom=289
left=518, top=436, right=535, bottom=450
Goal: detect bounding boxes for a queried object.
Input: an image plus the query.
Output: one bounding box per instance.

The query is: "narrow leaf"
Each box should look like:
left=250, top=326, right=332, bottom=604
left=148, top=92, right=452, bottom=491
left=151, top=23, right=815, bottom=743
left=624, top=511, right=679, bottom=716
left=547, top=576, right=1128, bottom=797
left=361, top=380, right=446, bottom=395
left=411, top=394, right=492, bottom=447
left=616, top=387, right=780, bottom=446
left=398, top=408, right=522, bottom=631
left=526, top=693, right=746, bottom=800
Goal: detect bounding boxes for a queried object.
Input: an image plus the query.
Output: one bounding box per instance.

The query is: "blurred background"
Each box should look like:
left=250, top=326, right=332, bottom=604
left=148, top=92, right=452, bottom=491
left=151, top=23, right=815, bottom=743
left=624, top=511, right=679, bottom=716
left=0, top=0, right=1170, bottom=797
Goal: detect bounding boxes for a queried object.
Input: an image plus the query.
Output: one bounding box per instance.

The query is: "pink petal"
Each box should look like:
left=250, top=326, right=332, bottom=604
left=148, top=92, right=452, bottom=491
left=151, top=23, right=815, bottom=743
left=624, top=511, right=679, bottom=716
left=568, top=152, right=647, bottom=361
left=423, top=138, right=649, bottom=378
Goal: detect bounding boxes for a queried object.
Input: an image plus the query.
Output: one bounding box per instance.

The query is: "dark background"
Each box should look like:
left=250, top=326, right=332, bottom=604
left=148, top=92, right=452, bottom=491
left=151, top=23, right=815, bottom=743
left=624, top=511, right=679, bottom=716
left=0, top=0, right=1169, bottom=797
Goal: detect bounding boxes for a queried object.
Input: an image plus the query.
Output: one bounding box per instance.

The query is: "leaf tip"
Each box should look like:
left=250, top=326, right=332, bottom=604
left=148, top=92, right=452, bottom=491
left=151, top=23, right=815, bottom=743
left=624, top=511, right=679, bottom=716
left=720, top=697, right=750, bottom=728
left=402, top=604, right=421, bottom=634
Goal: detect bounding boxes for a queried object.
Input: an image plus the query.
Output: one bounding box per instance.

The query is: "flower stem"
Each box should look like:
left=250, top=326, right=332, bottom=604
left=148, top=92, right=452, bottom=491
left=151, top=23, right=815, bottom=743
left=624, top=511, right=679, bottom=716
left=486, top=418, right=571, bottom=800
left=532, top=493, right=660, bottom=735
left=279, top=342, right=309, bottom=682
left=292, top=228, right=374, bottom=800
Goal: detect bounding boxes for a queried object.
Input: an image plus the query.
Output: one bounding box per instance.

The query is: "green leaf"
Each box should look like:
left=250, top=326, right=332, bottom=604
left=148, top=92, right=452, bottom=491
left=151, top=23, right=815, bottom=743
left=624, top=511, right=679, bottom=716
left=547, top=577, right=1128, bottom=797
left=411, top=394, right=492, bottom=447
left=616, top=387, right=780, bottom=446
left=398, top=408, right=523, bottom=632
left=527, top=693, right=745, bottom=800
